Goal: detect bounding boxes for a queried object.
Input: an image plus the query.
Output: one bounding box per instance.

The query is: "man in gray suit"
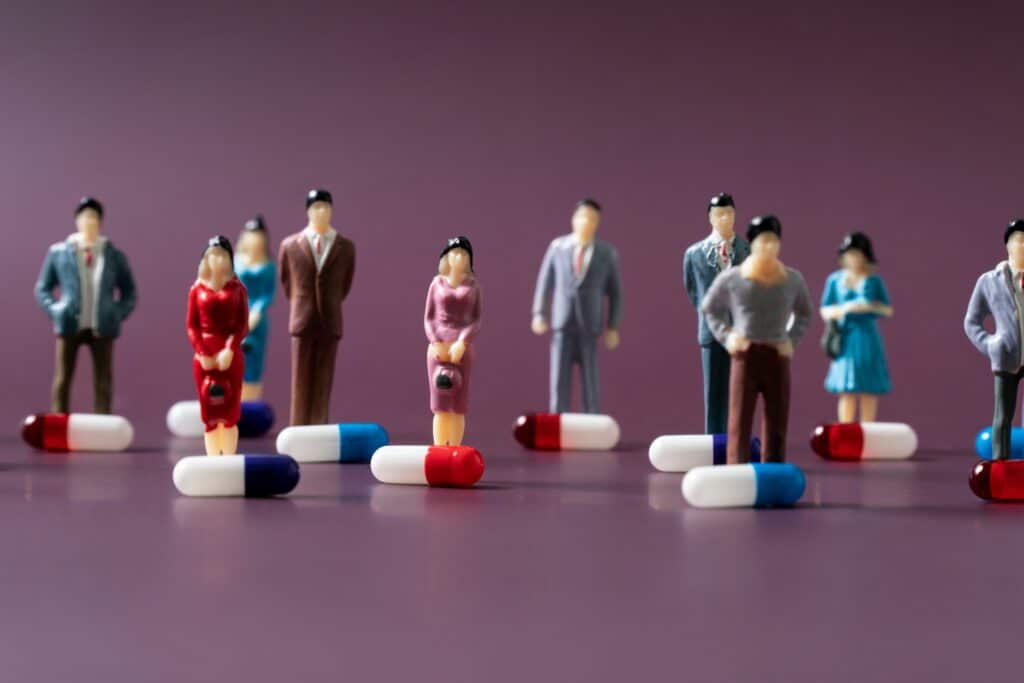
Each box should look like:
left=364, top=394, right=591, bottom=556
left=683, top=193, right=750, bottom=433
left=965, top=218, right=1024, bottom=461
left=35, top=197, right=137, bottom=414
left=531, top=198, right=623, bottom=413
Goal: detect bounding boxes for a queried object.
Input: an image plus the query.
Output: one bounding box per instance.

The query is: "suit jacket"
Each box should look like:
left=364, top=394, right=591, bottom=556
left=531, top=235, right=623, bottom=337
left=35, top=237, right=136, bottom=338
left=965, top=261, right=1024, bottom=373
left=683, top=234, right=750, bottom=346
left=279, top=230, right=356, bottom=338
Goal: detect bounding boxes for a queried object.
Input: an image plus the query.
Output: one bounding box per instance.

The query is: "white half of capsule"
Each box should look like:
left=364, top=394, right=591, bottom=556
left=861, top=422, right=919, bottom=459
left=173, top=456, right=246, bottom=496
left=371, top=446, right=428, bottom=485
left=68, top=414, right=135, bottom=451
left=166, top=400, right=204, bottom=438
left=682, top=465, right=758, bottom=508
left=560, top=413, right=621, bottom=450
left=648, top=435, right=717, bottom=472
left=276, top=425, right=336, bottom=462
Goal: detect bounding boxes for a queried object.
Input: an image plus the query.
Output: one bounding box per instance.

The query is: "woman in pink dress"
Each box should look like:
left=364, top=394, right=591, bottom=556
left=187, top=236, right=249, bottom=455
left=425, top=236, right=482, bottom=446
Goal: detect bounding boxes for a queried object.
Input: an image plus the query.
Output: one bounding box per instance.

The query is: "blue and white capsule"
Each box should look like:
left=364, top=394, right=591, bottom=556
left=275, top=423, right=389, bottom=463
left=975, top=426, right=1024, bottom=461
left=649, top=434, right=762, bottom=472
left=682, top=463, right=805, bottom=508
left=172, top=455, right=300, bottom=497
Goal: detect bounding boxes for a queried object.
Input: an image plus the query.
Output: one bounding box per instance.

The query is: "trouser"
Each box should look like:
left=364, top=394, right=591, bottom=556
left=52, top=330, right=114, bottom=414
left=992, top=367, right=1024, bottom=461
left=701, top=340, right=731, bottom=434
left=550, top=329, right=600, bottom=414
left=727, top=343, right=790, bottom=464
left=290, top=332, right=340, bottom=426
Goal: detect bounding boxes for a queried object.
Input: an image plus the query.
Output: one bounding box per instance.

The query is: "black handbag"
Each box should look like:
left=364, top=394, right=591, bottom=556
left=821, top=320, right=842, bottom=360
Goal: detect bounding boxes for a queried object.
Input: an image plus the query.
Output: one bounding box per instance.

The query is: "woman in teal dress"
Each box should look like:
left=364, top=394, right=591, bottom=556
left=235, top=215, right=276, bottom=400
left=820, top=232, right=893, bottom=423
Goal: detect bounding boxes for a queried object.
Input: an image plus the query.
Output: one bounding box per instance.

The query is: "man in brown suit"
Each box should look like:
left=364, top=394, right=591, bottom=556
left=279, top=189, right=356, bottom=425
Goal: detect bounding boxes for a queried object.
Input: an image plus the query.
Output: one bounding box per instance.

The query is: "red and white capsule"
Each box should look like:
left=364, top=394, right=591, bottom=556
left=810, top=422, right=918, bottom=461
left=370, top=445, right=484, bottom=487
left=513, top=413, right=620, bottom=451
left=22, top=413, right=134, bottom=452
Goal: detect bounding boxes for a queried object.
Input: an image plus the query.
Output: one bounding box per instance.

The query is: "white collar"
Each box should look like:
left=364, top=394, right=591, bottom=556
left=67, top=233, right=107, bottom=251
left=707, top=231, right=735, bottom=246
left=304, top=226, right=336, bottom=240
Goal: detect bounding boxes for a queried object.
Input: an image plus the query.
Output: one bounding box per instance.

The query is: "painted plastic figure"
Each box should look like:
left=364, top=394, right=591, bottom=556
left=683, top=192, right=750, bottom=433
left=820, top=232, right=893, bottom=422
left=531, top=198, right=623, bottom=413
left=235, top=215, right=276, bottom=400
left=279, top=189, right=356, bottom=425
left=701, top=215, right=814, bottom=464
left=34, top=197, right=137, bottom=414
left=187, top=236, right=249, bottom=456
left=425, top=236, right=482, bottom=446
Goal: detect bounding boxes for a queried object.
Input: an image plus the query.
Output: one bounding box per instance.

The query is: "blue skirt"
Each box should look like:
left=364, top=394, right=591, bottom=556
left=824, top=316, right=891, bottom=395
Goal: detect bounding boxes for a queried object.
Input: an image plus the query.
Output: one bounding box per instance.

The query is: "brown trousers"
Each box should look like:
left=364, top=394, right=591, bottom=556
left=52, top=330, right=114, bottom=414
left=727, top=343, right=790, bottom=464
left=290, top=332, right=340, bottom=425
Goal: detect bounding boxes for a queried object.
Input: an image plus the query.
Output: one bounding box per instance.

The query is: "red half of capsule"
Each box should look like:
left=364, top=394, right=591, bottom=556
left=513, top=413, right=560, bottom=450
left=970, top=460, right=1024, bottom=501
left=424, top=446, right=485, bottom=487
left=22, top=414, right=70, bottom=451
left=810, top=423, right=865, bottom=460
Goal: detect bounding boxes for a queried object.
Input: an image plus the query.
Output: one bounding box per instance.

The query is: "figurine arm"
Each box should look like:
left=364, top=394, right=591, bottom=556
left=278, top=242, right=291, bottom=300
left=233, top=285, right=250, bottom=348
left=683, top=251, right=700, bottom=308
left=114, top=250, right=137, bottom=320
left=34, top=248, right=60, bottom=316
left=788, top=275, right=815, bottom=347
left=424, top=279, right=441, bottom=343
left=605, top=248, right=623, bottom=331
left=531, top=240, right=557, bottom=322
left=700, top=275, right=733, bottom=347
left=458, top=284, right=483, bottom=343
left=186, top=285, right=204, bottom=355
left=250, top=264, right=276, bottom=314
left=340, top=243, right=356, bottom=301
left=964, top=277, right=994, bottom=354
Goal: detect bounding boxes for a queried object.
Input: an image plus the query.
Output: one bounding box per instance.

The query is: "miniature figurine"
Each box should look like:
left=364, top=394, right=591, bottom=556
left=683, top=192, right=750, bottom=433
left=279, top=189, right=356, bottom=425
left=530, top=198, right=623, bottom=413
left=425, top=236, right=482, bottom=446
left=819, top=232, right=893, bottom=422
left=187, top=236, right=249, bottom=456
left=34, top=197, right=137, bottom=414
left=701, top=215, right=814, bottom=463
left=235, top=215, right=276, bottom=401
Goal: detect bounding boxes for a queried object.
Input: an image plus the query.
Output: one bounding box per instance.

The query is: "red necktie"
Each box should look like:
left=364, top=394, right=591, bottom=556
left=720, top=241, right=729, bottom=267
left=84, top=247, right=93, bottom=268
left=316, top=235, right=322, bottom=256
left=574, top=247, right=584, bottom=275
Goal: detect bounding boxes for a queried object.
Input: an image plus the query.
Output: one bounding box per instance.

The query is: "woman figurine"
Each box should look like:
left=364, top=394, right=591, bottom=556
left=425, top=236, right=482, bottom=446
left=820, top=232, right=893, bottom=423
left=235, top=215, right=276, bottom=401
left=187, top=236, right=249, bottom=455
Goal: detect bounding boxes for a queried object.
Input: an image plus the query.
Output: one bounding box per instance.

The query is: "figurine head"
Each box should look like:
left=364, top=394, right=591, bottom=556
left=572, top=198, right=602, bottom=244
left=439, top=235, right=474, bottom=275
left=237, top=214, right=270, bottom=264
left=306, top=189, right=333, bottom=231
left=1005, top=219, right=1024, bottom=266
left=747, top=215, right=782, bottom=259
left=74, top=197, right=103, bottom=242
left=838, top=232, right=875, bottom=272
left=198, top=235, right=235, bottom=287
left=707, top=193, right=735, bottom=239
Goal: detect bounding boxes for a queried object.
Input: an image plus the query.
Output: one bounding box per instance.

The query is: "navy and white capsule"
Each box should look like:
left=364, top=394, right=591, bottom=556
left=682, top=463, right=805, bottom=509
left=974, top=426, right=1024, bottom=461
left=276, top=422, right=389, bottom=463
left=648, top=434, right=761, bottom=472
left=166, top=400, right=274, bottom=439
left=172, top=455, right=300, bottom=497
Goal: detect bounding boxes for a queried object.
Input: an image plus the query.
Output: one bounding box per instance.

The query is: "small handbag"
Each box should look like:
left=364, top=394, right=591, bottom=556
left=821, top=320, right=842, bottom=360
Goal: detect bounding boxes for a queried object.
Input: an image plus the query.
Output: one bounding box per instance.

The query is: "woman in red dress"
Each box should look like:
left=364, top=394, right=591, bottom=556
left=186, top=236, right=249, bottom=455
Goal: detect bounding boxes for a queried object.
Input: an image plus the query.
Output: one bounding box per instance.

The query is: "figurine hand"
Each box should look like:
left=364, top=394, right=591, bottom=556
left=449, top=339, right=467, bottom=364
left=429, top=342, right=451, bottom=362
left=531, top=316, right=549, bottom=335
left=197, top=354, right=216, bottom=371
left=776, top=340, right=794, bottom=358
left=216, top=348, right=234, bottom=371
left=821, top=305, right=844, bottom=321
left=248, top=310, right=261, bottom=330
left=604, top=329, right=620, bottom=350
left=725, top=332, right=750, bottom=355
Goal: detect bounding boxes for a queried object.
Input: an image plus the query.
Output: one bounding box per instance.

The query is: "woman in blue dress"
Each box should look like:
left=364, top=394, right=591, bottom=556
left=820, top=232, right=893, bottom=423
left=235, top=215, right=276, bottom=400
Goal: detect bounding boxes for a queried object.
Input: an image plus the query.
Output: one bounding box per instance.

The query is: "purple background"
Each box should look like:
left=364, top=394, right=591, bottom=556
left=3, top=0, right=1023, bottom=447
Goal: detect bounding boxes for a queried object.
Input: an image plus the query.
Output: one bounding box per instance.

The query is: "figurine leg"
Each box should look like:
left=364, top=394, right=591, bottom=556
left=242, top=383, right=262, bottom=401
left=291, top=335, right=337, bottom=425
left=760, top=349, right=791, bottom=463
left=203, top=428, right=220, bottom=456
left=837, top=394, right=857, bottom=423
left=726, top=350, right=757, bottom=464
left=51, top=333, right=82, bottom=413
left=222, top=425, right=239, bottom=456
left=859, top=394, right=878, bottom=422
left=701, top=341, right=730, bottom=434
left=87, top=333, right=114, bottom=414
left=579, top=335, right=600, bottom=414
left=993, top=371, right=1022, bottom=461
left=550, top=332, right=574, bottom=413
left=309, top=335, right=338, bottom=425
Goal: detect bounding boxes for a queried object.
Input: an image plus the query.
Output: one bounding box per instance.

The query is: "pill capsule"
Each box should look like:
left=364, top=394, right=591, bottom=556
left=22, top=413, right=134, bottom=452
left=974, top=427, right=1024, bottom=461
left=276, top=422, right=389, bottom=463
left=172, top=455, right=300, bottom=497
left=809, top=422, right=918, bottom=461
left=682, top=463, right=805, bottom=508
left=969, top=460, right=1024, bottom=501
left=370, top=445, right=484, bottom=487
left=513, top=412, right=620, bottom=451
left=648, top=434, right=762, bottom=472
left=166, top=400, right=274, bottom=439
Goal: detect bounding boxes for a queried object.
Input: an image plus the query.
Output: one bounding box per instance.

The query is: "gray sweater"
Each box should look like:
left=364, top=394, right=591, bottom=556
left=701, top=265, right=814, bottom=347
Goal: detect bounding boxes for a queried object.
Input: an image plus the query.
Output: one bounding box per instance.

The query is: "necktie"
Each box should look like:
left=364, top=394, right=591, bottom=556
left=719, top=241, right=729, bottom=268
left=575, top=246, right=584, bottom=276
left=316, top=235, right=322, bottom=257
left=84, top=247, right=93, bottom=268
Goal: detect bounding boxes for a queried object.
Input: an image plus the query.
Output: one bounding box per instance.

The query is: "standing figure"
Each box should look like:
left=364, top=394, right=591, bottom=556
left=683, top=192, right=750, bottom=433
left=820, top=232, right=893, bottom=422
left=425, top=236, right=482, bottom=446
left=187, top=236, right=249, bottom=456
left=236, top=215, right=276, bottom=401
left=279, top=189, right=356, bottom=425
left=35, top=197, right=137, bottom=414
left=531, top=198, right=623, bottom=413
left=701, top=215, right=814, bottom=463
left=964, top=219, right=1024, bottom=461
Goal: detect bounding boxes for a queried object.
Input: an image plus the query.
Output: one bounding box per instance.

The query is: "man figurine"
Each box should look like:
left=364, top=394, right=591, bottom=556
left=279, top=188, right=356, bottom=425
left=35, top=197, right=137, bottom=414
left=964, top=219, right=1024, bottom=461
left=531, top=198, right=623, bottom=413
left=683, top=192, right=750, bottom=434
left=701, top=215, right=813, bottom=463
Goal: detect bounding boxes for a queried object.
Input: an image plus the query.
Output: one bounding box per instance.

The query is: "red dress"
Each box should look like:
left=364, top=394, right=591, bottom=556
left=186, top=277, right=249, bottom=431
